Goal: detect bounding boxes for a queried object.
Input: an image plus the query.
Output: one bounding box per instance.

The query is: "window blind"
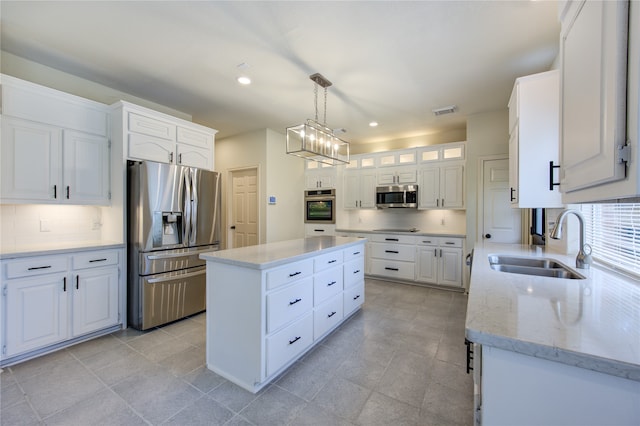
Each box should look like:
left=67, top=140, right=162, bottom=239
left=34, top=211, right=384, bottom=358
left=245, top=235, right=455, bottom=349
left=579, top=204, right=640, bottom=277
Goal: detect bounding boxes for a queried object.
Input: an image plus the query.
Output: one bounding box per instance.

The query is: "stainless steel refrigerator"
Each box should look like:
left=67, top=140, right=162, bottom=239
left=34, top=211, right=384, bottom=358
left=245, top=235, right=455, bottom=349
left=127, top=160, right=221, bottom=330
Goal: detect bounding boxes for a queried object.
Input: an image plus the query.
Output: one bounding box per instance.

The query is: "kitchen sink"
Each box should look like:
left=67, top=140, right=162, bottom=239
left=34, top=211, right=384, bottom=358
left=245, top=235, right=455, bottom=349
left=488, top=255, right=585, bottom=279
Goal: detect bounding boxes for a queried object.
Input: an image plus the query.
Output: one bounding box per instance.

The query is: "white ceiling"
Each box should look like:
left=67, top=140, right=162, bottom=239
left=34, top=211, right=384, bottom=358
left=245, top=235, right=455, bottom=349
left=0, top=1, right=560, bottom=146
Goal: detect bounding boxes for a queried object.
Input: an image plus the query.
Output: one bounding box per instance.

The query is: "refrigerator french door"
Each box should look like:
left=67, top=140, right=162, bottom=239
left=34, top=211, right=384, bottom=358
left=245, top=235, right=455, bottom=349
left=128, top=160, right=221, bottom=330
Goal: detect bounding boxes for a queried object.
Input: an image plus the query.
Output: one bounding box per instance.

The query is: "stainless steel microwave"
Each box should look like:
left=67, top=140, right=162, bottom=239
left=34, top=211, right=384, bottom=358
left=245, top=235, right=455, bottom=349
left=304, top=189, right=336, bottom=223
left=376, top=185, right=418, bottom=208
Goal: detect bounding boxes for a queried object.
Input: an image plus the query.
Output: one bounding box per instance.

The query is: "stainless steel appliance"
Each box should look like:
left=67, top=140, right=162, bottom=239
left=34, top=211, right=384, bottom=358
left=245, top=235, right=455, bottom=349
left=127, top=160, right=221, bottom=330
left=304, top=189, right=336, bottom=224
left=376, top=185, right=418, bottom=208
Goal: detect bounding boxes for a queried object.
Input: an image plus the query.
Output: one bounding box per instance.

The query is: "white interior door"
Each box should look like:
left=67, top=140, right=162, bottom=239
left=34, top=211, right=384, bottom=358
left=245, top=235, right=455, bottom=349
left=482, top=158, right=522, bottom=244
left=230, top=168, right=258, bottom=248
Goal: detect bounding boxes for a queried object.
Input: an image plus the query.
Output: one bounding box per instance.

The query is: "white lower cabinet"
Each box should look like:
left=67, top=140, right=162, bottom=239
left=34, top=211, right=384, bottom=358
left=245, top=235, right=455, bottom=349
left=416, top=237, right=463, bottom=288
left=205, top=241, right=365, bottom=393
left=1, top=248, right=124, bottom=364
left=368, top=234, right=416, bottom=281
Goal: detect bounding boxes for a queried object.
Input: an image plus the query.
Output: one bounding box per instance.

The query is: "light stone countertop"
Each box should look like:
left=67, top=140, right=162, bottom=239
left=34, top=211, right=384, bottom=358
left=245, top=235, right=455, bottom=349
left=0, top=241, right=125, bottom=259
left=465, top=241, right=640, bottom=381
left=199, top=236, right=365, bottom=270
left=335, top=228, right=466, bottom=238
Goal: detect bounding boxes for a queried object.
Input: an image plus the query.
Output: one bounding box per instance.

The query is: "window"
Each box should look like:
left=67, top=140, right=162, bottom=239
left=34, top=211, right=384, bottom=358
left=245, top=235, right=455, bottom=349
left=579, top=203, right=640, bottom=277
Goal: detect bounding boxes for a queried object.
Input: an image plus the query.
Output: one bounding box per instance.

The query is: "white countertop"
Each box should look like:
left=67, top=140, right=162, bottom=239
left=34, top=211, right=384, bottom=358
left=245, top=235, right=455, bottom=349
left=200, top=236, right=365, bottom=269
left=466, top=241, right=640, bottom=381
left=0, top=240, right=125, bottom=259
left=336, top=228, right=466, bottom=238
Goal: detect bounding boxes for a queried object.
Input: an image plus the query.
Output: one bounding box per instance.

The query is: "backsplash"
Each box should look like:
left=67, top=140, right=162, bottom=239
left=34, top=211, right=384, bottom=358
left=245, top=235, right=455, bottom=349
left=339, top=209, right=466, bottom=235
left=0, top=204, right=103, bottom=250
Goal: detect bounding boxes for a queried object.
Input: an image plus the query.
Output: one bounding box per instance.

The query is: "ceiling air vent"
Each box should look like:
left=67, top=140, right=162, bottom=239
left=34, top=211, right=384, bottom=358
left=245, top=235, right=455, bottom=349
left=432, top=105, right=457, bottom=116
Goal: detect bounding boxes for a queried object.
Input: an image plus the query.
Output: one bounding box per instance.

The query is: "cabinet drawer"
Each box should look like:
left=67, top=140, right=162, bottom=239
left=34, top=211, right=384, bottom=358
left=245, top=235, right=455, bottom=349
left=369, top=233, right=416, bottom=244
left=177, top=126, right=213, bottom=149
left=370, top=259, right=415, bottom=281
left=266, top=259, right=313, bottom=291
left=370, top=243, right=415, bottom=261
left=4, top=256, right=68, bottom=279
left=128, top=112, right=176, bottom=141
left=314, top=250, right=343, bottom=272
left=416, top=237, right=438, bottom=246
left=72, top=250, right=119, bottom=270
left=266, top=278, right=313, bottom=333
left=344, top=282, right=365, bottom=316
left=343, top=244, right=365, bottom=261
left=266, top=313, right=313, bottom=376
left=343, top=257, right=365, bottom=289
left=314, top=293, right=344, bottom=340
left=313, top=266, right=343, bottom=305
left=439, top=238, right=462, bottom=248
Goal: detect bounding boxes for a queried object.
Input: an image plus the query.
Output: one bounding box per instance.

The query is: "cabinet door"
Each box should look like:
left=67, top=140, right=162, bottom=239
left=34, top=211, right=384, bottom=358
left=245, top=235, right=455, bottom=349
left=177, top=143, right=212, bottom=170
left=72, top=267, right=119, bottom=336
left=63, top=130, right=110, bottom=205
left=360, top=171, right=377, bottom=209
left=1, top=117, right=61, bottom=202
left=439, top=248, right=462, bottom=287
left=509, top=130, right=519, bottom=205
left=416, top=246, right=438, bottom=283
left=377, top=170, right=396, bottom=185
left=560, top=0, right=628, bottom=193
left=440, top=165, right=464, bottom=209
left=396, top=168, right=417, bottom=184
left=343, top=171, right=360, bottom=209
left=5, top=273, right=69, bottom=357
left=419, top=166, right=440, bottom=208
left=128, top=133, right=174, bottom=164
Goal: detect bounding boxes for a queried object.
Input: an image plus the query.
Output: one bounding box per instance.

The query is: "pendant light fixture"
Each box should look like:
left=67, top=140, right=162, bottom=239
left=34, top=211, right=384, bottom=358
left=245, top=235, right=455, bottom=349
left=286, top=73, right=350, bottom=165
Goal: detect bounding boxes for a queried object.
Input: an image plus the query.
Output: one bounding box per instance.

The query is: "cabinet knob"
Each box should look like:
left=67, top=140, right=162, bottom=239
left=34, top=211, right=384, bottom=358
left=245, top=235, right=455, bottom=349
left=485, top=234, right=492, bottom=239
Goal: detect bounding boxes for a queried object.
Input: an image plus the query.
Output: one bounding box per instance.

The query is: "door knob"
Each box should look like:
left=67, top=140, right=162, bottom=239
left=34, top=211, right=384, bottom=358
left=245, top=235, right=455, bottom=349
left=485, top=234, right=491, bottom=239
left=230, top=226, right=236, bottom=230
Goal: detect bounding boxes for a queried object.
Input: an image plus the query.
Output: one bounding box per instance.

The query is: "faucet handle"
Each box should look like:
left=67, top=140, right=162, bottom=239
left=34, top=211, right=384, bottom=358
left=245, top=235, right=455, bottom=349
left=577, top=243, right=593, bottom=269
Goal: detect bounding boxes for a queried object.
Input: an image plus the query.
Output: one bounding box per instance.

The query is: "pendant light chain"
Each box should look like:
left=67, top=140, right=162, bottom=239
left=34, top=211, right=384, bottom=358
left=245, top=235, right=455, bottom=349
left=323, top=87, right=328, bottom=125
left=313, top=82, right=319, bottom=122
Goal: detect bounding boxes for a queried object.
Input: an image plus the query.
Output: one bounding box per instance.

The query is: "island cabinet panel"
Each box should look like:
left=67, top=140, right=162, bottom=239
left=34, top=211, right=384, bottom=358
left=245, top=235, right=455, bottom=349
left=204, top=238, right=365, bottom=393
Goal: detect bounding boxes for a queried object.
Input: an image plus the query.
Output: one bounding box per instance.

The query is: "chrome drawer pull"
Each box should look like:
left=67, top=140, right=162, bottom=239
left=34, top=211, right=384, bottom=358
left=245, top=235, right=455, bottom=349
left=89, top=258, right=108, bottom=263
left=289, top=336, right=301, bottom=345
left=289, top=298, right=302, bottom=306
left=328, top=311, right=337, bottom=318
left=353, top=294, right=361, bottom=300
left=327, top=281, right=337, bottom=286
left=288, top=271, right=301, bottom=278
left=28, top=265, right=52, bottom=270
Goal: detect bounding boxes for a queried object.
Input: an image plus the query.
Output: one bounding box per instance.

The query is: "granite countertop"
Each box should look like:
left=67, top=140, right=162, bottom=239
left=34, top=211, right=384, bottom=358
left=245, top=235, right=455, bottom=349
left=336, top=228, right=466, bottom=238
left=0, top=241, right=126, bottom=259
left=465, top=241, right=640, bottom=381
left=200, top=236, right=365, bottom=270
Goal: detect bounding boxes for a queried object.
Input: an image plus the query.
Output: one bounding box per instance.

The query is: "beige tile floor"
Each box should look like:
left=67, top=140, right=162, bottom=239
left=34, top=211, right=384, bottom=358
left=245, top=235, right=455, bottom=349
left=0, top=278, right=473, bottom=425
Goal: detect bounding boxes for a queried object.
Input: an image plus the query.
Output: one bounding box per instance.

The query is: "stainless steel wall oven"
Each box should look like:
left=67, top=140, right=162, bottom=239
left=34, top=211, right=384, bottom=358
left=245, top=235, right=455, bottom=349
left=304, top=189, right=336, bottom=224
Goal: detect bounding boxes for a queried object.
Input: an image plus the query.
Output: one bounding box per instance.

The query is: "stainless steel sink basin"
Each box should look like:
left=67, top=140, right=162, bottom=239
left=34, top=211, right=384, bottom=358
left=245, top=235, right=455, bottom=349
left=488, top=255, right=585, bottom=280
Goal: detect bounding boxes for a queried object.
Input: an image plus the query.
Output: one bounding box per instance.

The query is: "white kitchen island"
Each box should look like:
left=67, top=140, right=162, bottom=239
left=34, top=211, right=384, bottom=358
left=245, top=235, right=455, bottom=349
left=200, top=236, right=366, bottom=393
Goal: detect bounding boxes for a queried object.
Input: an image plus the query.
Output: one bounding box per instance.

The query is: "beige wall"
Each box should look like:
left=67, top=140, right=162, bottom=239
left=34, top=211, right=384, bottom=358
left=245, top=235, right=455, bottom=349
left=351, top=127, right=467, bottom=154
left=465, top=109, right=510, bottom=251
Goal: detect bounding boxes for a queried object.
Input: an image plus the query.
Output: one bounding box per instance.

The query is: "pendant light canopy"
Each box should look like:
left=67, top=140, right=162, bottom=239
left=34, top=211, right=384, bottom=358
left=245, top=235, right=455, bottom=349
left=286, top=73, right=350, bottom=165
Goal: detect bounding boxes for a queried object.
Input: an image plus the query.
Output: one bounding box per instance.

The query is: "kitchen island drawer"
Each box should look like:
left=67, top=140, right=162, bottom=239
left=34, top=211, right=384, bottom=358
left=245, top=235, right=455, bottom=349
left=4, top=256, right=68, bottom=279
left=344, top=257, right=365, bottom=288
left=313, top=266, right=343, bottom=305
left=314, top=250, right=343, bottom=272
left=266, top=313, right=313, bottom=376
left=266, top=259, right=314, bottom=290
left=370, top=259, right=415, bottom=281
left=266, top=278, right=313, bottom=333
left=314, top=293, right=344, bottom=339
left=343, top=245, right=365, bottom=261
left=72, top=250, right=119, bottom=270
left=344, top=282, right=365, bottom=316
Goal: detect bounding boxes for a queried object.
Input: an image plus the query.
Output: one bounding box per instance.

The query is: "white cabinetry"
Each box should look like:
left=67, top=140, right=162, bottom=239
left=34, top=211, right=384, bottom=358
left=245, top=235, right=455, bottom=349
left=508, top=70, right=563, bottom=208
left=205, top=241, right=365, bottom=393
left=377, top=149, right=417, bottom=167
left=344, top=170, right=377, bottom=209
left=305, top=161, right=336, bottom=189
left=377, top=166, right=417, bottom=185
left=416, top=237, right=463, bottom=288
left=1, top=76, right=111, bottom=205
left=1, top=247, right=124, bottom=365
left=112, top=101, right=217, bottom=170
left=369, top=234, right=416, bottom=281
left=417, top=142, right=465, bottom=209
left=305, top=224, right=336, bottom=237
left=559, top=0, right=639, bottom=202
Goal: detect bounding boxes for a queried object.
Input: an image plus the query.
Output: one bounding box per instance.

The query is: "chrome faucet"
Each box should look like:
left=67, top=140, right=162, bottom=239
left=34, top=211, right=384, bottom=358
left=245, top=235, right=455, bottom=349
left=550, top=209, right=592, bottom=269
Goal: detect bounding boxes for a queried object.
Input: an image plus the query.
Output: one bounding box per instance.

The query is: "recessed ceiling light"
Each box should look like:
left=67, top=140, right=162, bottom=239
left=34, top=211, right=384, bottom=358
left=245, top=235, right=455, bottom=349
left=237, top=76, right=251, bottom=85
left=369, top=121, right=378, bottom=127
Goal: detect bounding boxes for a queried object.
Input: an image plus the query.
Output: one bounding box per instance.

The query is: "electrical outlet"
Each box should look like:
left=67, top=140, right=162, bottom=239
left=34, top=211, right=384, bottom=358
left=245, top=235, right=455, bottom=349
left=40, top=219, right=51, bottom=232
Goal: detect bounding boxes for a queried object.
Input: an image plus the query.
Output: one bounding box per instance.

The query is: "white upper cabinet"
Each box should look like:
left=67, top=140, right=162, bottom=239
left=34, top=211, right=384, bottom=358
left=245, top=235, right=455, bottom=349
left=305, top=161, right=336, bottom=189
left=559, top=0, right=640, bottom=202
left=0, top=75, right=111, bottom=205
left=377, top=149, right=417, bottom=167
left=113, top=101, right=217, bottom=170
left=343, top=170, right=376, bottom=209
left=508, top=70, right=564, bottom=208
left=416, top=142, right=466, bottom=209
left=418, top=142, right=465, bottom=163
